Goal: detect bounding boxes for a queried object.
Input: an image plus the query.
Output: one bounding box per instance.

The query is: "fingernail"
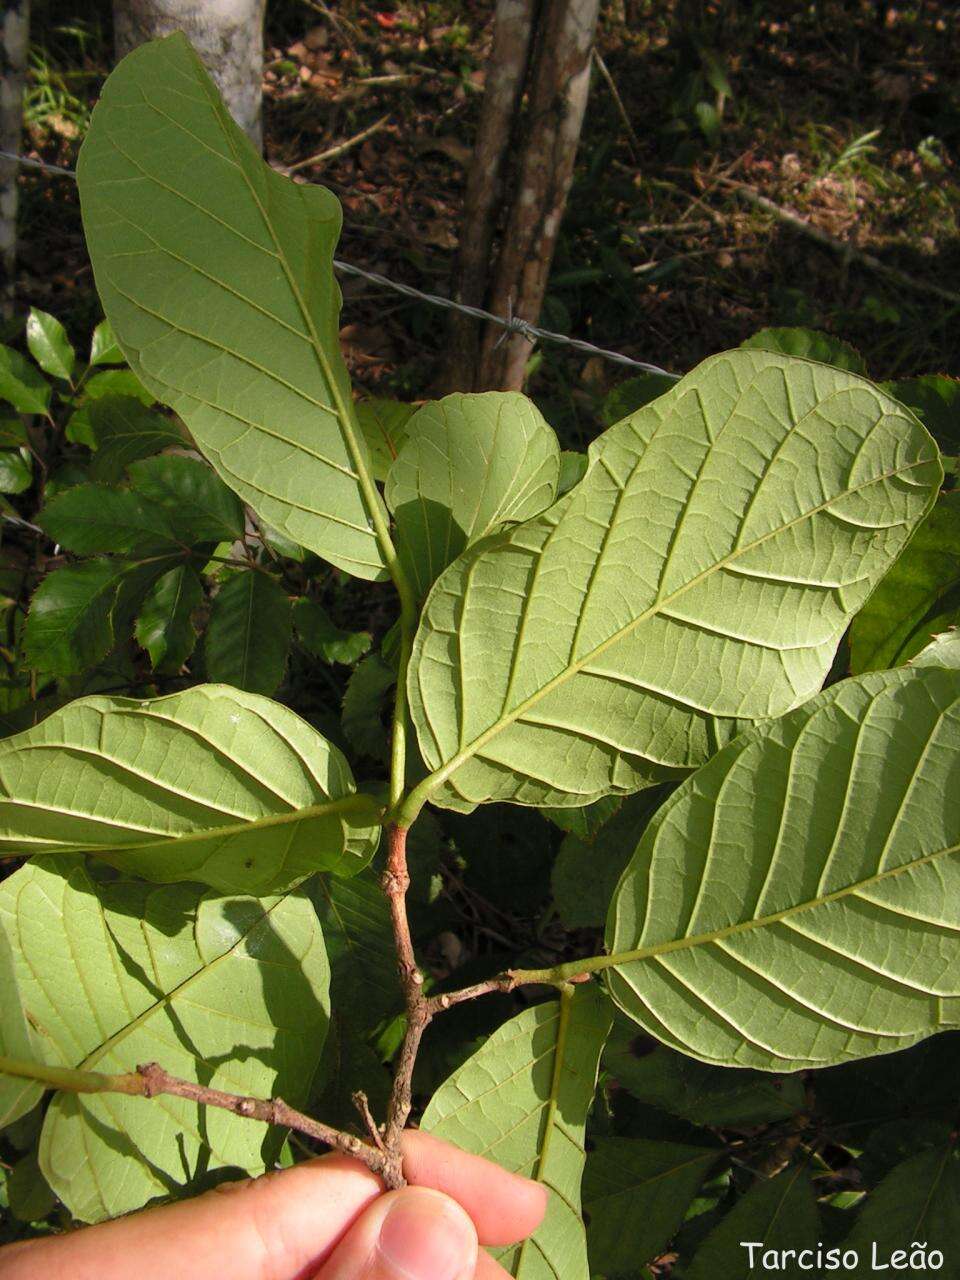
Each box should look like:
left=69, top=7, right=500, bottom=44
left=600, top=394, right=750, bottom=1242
left=377, top=1190, right=477, bottom=1280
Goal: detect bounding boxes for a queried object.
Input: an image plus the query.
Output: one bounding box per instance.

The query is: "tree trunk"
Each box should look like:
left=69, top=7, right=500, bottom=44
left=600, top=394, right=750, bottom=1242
left=1, top=0, right=30, bottom=318
left=113, top=0, right=267, bottom=149
left=445, top=0, right=600, bottom=392
left=440, top=0, right=537, bottom=393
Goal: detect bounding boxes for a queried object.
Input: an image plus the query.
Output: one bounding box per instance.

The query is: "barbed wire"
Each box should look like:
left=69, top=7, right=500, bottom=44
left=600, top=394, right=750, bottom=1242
left=0, top=148, right=675, bottom=379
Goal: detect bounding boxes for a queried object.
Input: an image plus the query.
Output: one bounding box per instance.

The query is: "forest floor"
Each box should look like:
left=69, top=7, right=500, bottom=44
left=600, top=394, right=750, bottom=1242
left=15, top=0, right=960, bottom=447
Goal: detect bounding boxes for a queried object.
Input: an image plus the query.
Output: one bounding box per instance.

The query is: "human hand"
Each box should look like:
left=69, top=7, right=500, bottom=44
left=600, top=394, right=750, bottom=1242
left=0, top=1130, right=546, bottom=1280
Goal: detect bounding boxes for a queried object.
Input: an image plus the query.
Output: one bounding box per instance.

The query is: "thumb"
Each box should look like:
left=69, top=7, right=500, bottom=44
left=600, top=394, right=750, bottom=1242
left=315, top=1185, right=479, bottom=1280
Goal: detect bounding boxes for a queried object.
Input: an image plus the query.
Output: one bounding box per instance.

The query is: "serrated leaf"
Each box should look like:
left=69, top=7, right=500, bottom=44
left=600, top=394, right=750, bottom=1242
left=850, top=492, right=960, bottom=673
left=0, top=855, right=329, bottom=1222
left=206, top=571, right=292, bottom=695
left=295, top=598, right=371, bottom=666
left=343, top=653, right=395, bottom=761
left=38, top=484, right=180, bottom=554
left=607, top=665, right=960, bottom=1070
left=128, top=454, right=245, bottom=544
left=0, top=684, right=380, bottom=894
left=685, top=1166, right=820, bottom=1280
left=135, top=563, right=203, bottom=669
left=385, top=392, right=561, bottom=599
left=24, top=558, right=171, bottom=676
left=66, top=396, right=183, bottom=484
left=0, top=925, right=42, bottom=1129
left=409, top=350, right=940, bottom=810
left=842, top=1144, right=960, bottom=1263
left=356, top=397, right=416, bottom=482
left=583, top=1138, right=720, bottom=1275
left=911, top=628, right=960, bottom=669
left=882, top=374, right=960, bottom=452
left=0, top=346, right=51, bottom=415
left=422, top=984, right=612, bottom=1279
left=741, top=327, right=867, bottom=374
left=78, top=33, right=388, bottom=579
left=26, top=309, right=75, bottom=381
left=602, top=373, right=676, bottom=426
left=311, top=870, right=400, bottom=1032
left=0, top=449, right=31, bottom=494
left=89, top=318, right=124, bottom=366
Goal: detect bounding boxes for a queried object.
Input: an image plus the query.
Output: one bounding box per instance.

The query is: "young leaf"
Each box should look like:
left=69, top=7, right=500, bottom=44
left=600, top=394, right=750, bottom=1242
left=25, top=308, right=75, bottom=381
left=0, top=345, right=51, bottom=415
left=422, top=983, right=613, bottom=1279
left=135, top=563, right=203, bottom=670
left=841, top=1144, right=960, bottom=1263
left=385, top=392, right=561, bottom=599
left=408, top=350, right=940, bottom=811
left=685, top=1166, right=820, bottom=1280
left=295, top=598, right=372, bottom=666
left=0, top=684, right=380, bottom=893
left=38, top=484, right=181, bottom=555
left=0, top=450, right=32, bottom=495
left=741, top=326, right=867, bottom=374
left=206, top=571, right=292, bottom=695
left=66, top=395, right=183, bottom=482
left=0, top=855, right=330, bottom=1223
left=582, top=1138, right=720, bottom=1275
left=311, top=870, right=401, bottom=1032
left=78, top=33, right=389, bottom=579
left=128, top=454, right=245, bottom=544
left=606, top=665, right=960, bottom=1070
left=356, top=397, right=416, bottom=482
left=849, top=492, right=960, bottom=673
left=88, top=318, right=124, bottom=366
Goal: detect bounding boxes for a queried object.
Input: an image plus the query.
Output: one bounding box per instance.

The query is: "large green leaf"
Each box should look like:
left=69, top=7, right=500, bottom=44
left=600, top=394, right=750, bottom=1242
left=128, top=454, right=245, bottom=544
left=842, top=1143, right=960, bottom=1265
left=422, top=984, right=612, bottom=1279
left=882, top=374, right=960, bottom=452
left=911, top=628, right=960, bottom=669
left=77, top=33, right=388, bottom=579
left=66, top=395, right=184, bottom=481
left=385, top=392, right=560, bottom=599
left=582, top=1138, right=720, bottom=1275
left=408, top=350, right=940, bottom=810
left=741, top=326, right=867, bottom=374
left=0, top=684, right=379, bottom=894
left=0, top=854, right=329, bottom=1222
left=606, top=665, right=960, bottom=1070
left=0, top=927, right=42, bottom=1129
left=850, top=492, right=960, bottom=672
left=311, top=870, right=400, bottom=1033
left=206, top=571, right=292, bottom=695
left=38, top=484, right=181, bottom=555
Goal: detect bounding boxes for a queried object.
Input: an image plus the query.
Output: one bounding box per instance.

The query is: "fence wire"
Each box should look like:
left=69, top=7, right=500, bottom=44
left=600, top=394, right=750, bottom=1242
left=1, top=148, right=675, bottom=379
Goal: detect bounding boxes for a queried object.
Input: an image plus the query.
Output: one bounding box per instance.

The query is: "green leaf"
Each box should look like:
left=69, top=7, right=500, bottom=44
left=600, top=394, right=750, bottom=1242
left=206, top=571, right=292, bottom=695
left=0, top=684, right=380, bottom=893
left=0, top=855, right=330, bottom=1222
left=89, top=318, right=124, bottom=366
left=409, top=350, right=940, bottom=811
left=0, top=925, right=42, bottom=1129
left=0, top=449, right=32, bottom=494
left=38, top=484, right=180, bottom=555
left=540, top=794, right=622, bottom=841
left=311, top=870, right=400, bottom=1033
left=356, top=397, right=416, bottom=482
left=557, top=449, right=588, bottom=496
left=881, top=374, right=960, bottom=452
left=24, top=558, right=169, bottom=676
left=552, top=789, right=669, bottom=928
left=128, top=454, right=245, bottom=544
left=741, top=327, right=867, bottom=374
left=78, top=32, right=388, bottom=579
left=385, top=392, right=560, bottom=599
left=422, top=984, right=612, bottom=1279
left=7, top=1151, right=56, bottom=1223
left=66, top=396, right=183, bottom=482
left=602, top=1017, right=805, bottom=1127
left=314, top=1012, right=391, bottom=1132
left=135, top=563, right=203, bottom=670
left=0, top=416, right=28, bottom=449
left=81, top=368, right=154, bottom=405
left=342, top=653, right=395, bottom=761
left=602, top=373, right=677, bottom=426
left=295, top=598, right=372, bottom=666
left=685, top=1166, right=820, bottom=1280
left=607, top=665, right=960, bottom=1070
left=0, top=345, right=51, bottom=415
left=26, top=308, right=75, bottom=381
left=583, top=1138, right=720, bottom=1275
left=849, top=492, right=960, bottom=673
left=910, top=628, right=960, bottom=669
left=842, top=1145, right=960, bottom=1264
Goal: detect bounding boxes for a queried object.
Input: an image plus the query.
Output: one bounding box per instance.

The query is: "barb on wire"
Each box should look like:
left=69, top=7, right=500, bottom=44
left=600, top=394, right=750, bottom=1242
left=0, top=148, right=676, bottom=379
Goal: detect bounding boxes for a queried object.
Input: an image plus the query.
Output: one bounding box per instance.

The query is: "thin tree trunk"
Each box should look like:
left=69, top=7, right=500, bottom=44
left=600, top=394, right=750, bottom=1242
left=113, top=0, right=267, bottom=148
left=1, top=0, right=30, bottom=318
left=440, top=0, right=537, bottom=393
left=477, top=0, right=600, bottom=389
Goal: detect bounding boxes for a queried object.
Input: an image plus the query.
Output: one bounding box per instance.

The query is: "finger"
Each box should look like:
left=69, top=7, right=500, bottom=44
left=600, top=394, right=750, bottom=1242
left=401, top=1130, right=547, bottom=1246
left=0, top=1152, right=382, bottom=1280
left=314, top=1185, right=478, bottom=1280
left=476, top=1247, right=519, bottom=1279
